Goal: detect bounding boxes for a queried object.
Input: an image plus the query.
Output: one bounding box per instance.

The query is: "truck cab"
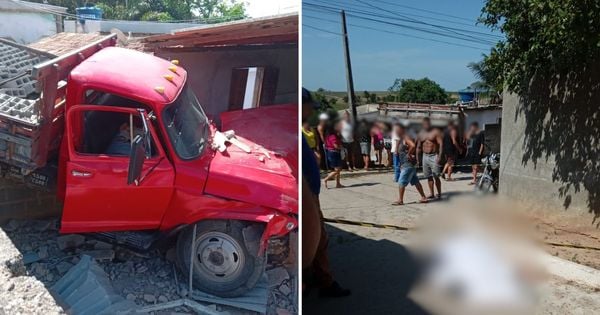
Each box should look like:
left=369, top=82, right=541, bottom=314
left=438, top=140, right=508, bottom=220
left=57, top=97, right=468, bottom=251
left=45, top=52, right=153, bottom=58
left=2, top=36, right=297, bottom=297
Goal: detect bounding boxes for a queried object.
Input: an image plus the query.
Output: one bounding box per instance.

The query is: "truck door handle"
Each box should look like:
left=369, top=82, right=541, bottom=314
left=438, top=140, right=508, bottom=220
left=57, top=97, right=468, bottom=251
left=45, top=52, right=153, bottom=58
left=71, top=170, right=93, bottom=178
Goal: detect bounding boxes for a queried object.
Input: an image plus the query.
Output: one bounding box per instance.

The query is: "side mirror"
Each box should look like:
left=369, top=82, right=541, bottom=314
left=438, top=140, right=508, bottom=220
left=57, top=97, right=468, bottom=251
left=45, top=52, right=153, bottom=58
left=127, top=135, right=146, bottom=185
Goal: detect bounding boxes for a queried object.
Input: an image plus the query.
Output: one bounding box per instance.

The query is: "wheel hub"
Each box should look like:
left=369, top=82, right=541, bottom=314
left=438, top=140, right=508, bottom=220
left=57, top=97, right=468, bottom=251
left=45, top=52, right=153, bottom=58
left=208, top=250, right=225, bottom=266
left=193, top=232, right=245, bottom=282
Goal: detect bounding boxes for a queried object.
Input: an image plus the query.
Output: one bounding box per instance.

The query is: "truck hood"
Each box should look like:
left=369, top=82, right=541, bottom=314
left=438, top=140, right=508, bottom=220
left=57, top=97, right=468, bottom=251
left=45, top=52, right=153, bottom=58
left=203, top=104, right=298, bottom=214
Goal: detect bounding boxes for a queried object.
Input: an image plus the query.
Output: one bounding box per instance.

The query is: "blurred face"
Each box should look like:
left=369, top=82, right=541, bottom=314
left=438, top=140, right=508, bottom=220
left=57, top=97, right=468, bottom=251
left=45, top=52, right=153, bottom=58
left=394, top=125, right=404, bottom=137
left=422, top=120, right=431, bottom=130
left=302, top=121, right=309, bottom=129
left=344, top=111, right=351, bottom=121
left=470, top=124, right=479, bottom=133
left=335, top=121, right=343, bottom=132
left=302, top=104, right=313, bottom=120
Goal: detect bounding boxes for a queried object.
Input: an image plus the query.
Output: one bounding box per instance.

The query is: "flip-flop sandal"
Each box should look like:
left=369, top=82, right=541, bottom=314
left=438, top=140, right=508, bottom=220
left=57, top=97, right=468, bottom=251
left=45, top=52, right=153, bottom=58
left=468, top=182, right=476, bottom=185
left=392, top=201, right=404, bottom=206
left=418, top=199, right=429, bottom=204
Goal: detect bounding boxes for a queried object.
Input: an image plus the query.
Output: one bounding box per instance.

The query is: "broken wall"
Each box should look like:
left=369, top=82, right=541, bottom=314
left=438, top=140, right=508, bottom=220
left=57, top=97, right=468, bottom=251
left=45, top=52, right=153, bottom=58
left=155, top=45, right=298, bottom=124
left=0, top=176, right=61, bottom=222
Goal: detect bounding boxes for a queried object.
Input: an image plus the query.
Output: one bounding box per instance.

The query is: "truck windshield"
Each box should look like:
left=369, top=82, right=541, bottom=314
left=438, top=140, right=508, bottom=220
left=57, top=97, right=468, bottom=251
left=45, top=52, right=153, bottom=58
left=162, top=85, right=209, bottom=160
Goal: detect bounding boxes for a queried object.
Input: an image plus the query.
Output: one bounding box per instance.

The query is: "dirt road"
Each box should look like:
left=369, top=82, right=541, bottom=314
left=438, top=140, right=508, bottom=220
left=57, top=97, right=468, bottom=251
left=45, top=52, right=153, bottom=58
left=304, top=171, right=600, bottom=314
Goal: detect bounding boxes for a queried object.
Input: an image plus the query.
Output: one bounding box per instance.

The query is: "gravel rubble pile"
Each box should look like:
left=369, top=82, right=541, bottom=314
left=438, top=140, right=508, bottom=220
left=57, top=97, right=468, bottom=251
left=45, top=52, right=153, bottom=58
left=0, top=218, right=298, bottom=315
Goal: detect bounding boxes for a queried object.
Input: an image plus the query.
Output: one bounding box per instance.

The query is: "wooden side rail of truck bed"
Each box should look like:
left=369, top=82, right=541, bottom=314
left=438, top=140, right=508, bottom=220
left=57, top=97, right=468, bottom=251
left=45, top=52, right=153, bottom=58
left=0, top=34, right=117, bottom=178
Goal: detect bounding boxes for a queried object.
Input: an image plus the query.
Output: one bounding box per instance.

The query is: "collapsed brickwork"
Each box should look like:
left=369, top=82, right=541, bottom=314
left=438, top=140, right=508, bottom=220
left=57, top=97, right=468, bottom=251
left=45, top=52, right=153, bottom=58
left=0, top=175, right=61, bottom=223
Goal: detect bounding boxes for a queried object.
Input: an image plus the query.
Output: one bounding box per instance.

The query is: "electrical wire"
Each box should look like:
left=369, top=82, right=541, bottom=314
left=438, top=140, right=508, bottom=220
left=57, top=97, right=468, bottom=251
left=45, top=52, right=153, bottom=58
left=303, top=14, right=490, bottom=51
left=352, top=0, right=502, bottom=40
left=304, top=24, right=342, bottom=36
left=305, top=2, right=497, bottom=45
left=305, top=1, right=498, bottom=44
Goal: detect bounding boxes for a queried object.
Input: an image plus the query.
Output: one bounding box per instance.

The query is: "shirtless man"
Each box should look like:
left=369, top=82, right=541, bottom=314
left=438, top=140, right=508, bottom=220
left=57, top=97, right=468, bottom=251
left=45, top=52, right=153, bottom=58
left=416, top=117, right=443, bottom=199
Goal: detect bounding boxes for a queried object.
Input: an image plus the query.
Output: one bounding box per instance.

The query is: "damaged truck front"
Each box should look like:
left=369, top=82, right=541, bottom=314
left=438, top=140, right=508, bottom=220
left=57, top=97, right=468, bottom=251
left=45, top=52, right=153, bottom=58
left=0, top=34, right=298, bottom=297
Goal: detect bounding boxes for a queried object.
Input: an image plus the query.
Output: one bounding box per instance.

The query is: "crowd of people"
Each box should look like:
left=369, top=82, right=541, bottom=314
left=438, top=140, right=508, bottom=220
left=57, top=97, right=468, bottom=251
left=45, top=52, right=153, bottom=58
left=301, top=88, right=486, bottom=300
left=302, top=106, right=486, bottom=204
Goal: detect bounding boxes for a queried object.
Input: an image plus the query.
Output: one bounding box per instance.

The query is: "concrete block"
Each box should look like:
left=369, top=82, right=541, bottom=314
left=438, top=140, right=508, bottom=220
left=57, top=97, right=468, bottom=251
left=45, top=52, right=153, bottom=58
left=57, top=234, right=85, bottom=251
left=80, top=250, right=115, bottom=262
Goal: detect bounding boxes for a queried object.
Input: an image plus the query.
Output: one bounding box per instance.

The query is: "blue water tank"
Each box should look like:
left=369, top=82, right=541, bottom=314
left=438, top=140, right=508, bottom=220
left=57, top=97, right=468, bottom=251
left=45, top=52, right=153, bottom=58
left=458, top=88, right=475, bottom=103
left=75, top=6, right=103, bottom=23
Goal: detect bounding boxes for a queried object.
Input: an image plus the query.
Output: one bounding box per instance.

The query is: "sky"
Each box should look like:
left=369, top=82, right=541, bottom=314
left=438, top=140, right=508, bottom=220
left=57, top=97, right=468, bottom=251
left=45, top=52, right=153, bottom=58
left=302, top=0, right=501, bottom=92
left=246, top=0, right=299, bottom=17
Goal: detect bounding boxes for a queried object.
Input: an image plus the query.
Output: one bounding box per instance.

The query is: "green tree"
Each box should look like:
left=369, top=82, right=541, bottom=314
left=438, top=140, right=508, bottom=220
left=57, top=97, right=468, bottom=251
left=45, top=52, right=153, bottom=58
left=388, top=78, right=448, bottom=104
left=192, top=0, right=247, bottom=22
left=467, top=59, right=502, bottom=92
left=480, top=0, right=600, bottom=94
left=36, top=0, right=244, bottom=22
left=480, top=0, right=600, bottom=214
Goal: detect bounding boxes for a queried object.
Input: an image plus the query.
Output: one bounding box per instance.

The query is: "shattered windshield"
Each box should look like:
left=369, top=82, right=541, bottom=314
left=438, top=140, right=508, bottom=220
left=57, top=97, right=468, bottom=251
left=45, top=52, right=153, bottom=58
left=162, top=84, right=209, bottom=160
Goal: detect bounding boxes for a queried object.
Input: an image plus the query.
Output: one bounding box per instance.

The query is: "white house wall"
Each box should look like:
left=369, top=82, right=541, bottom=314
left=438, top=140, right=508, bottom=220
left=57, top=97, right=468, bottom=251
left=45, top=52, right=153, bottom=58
left=0, top=12, right=56, bottom=44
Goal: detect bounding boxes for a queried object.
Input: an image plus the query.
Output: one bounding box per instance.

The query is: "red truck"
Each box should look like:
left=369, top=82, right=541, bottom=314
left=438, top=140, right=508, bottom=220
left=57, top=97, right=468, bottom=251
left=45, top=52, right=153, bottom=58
left=0, top=34, right=298, bottom=297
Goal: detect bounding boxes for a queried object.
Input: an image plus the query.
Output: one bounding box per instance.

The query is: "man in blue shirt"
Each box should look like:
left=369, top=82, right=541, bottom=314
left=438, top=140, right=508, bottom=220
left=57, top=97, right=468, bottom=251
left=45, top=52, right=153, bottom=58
left=302, top=88, right=351, bottom=298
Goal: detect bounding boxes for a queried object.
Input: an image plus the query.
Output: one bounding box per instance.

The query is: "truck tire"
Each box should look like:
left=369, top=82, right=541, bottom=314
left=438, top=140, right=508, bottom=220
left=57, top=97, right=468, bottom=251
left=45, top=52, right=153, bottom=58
left=176, top=220, right=264, bottom=298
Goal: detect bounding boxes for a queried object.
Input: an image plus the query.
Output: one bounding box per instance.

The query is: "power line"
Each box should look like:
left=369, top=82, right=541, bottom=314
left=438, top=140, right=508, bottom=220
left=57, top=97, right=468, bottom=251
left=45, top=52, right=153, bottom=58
left=303, top=14, right=489, bottom=51
left=321, top=0, right=489, bottom=30
left=304, top=2, right=497, bottom=45
left=305, top=2, right=497, bottom=45
left=352, top=0, right=502, bottom=40
left=369, top=0, right=485, bottom=23
left=306, top=1, right=499, bottom=43
left=324, top=0, right=490, bottom=30
left=304, top=23, right=342, bottom=36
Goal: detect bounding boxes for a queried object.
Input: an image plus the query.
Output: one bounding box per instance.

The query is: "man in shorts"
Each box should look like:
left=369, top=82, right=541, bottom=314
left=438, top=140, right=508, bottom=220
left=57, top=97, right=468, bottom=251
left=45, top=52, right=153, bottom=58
left=417, top=117, right=443, bottom=199
left=392, top=125, right=428, bottom=205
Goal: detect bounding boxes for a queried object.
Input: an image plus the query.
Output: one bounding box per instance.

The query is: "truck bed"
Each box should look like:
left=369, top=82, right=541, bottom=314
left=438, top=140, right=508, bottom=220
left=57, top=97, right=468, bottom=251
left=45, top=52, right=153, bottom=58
left=0, top=34, right=117, bottom=187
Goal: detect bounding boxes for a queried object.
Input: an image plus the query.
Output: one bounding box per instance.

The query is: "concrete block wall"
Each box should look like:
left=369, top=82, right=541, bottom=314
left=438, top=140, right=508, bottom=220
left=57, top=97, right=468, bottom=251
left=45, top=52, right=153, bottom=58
left=0, top=176, right=61, bottom=223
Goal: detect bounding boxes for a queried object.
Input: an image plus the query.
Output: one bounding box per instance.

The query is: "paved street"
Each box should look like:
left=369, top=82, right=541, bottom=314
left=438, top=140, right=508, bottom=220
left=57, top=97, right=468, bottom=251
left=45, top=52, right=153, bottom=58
left=304, top=171, right=600, bottom=315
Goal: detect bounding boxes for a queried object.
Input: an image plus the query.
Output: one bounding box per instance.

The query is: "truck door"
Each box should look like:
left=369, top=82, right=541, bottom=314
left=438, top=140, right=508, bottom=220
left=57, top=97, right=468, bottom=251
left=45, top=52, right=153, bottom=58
left=60, top=105, right=174, bottom=233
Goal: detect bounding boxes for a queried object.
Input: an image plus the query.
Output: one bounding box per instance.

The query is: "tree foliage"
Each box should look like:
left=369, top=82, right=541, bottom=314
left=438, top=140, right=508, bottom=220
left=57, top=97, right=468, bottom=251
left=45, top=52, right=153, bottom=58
left=32, top=0, right=246, bottom=23
left=467, top=59, right=502, bottom=92
left=388, top=78, right=448, bottom=104
left=480, top=0, right=600, bottom=94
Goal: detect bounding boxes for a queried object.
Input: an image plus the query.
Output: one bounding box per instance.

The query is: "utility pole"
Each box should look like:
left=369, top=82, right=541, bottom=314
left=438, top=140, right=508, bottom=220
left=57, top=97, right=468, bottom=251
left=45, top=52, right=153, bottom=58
left=340, top=10, right=357, bottom=124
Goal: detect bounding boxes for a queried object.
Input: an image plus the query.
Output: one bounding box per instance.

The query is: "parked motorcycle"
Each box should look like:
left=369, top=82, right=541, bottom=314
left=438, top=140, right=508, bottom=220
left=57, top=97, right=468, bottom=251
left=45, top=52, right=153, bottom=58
left=476, top=152, right=500, bottom=193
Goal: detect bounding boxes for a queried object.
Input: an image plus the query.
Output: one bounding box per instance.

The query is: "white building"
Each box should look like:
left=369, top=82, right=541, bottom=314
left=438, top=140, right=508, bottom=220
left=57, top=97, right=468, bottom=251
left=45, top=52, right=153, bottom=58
left=0, top=0, right=66, bottom=44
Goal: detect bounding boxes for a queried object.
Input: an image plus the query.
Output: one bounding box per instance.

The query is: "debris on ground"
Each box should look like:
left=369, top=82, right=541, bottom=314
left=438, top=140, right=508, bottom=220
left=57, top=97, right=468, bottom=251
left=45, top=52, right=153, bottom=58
left=0, top=227, right=65, bottom=314
left=52, top=255, right=136, bottom=314
left=0, top=218, right=298, bottom=314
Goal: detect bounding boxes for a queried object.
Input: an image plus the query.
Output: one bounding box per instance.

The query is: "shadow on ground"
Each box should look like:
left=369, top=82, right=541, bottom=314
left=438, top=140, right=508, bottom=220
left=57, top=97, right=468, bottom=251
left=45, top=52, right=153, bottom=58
left=303, top=224, right=429, bottom=315
left=344, top=182, right=379, bottom=188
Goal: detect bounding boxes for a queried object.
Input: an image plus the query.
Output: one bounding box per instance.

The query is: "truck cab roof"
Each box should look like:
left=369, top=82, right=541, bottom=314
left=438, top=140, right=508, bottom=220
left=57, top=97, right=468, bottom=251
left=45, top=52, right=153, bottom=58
left=69, top=46, right=186, bottom=108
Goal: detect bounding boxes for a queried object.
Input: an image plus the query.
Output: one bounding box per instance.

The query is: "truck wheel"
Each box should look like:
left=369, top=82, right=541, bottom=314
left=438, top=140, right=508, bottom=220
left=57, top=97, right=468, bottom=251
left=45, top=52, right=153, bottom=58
left=176, top=220, right=264, bottom=298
